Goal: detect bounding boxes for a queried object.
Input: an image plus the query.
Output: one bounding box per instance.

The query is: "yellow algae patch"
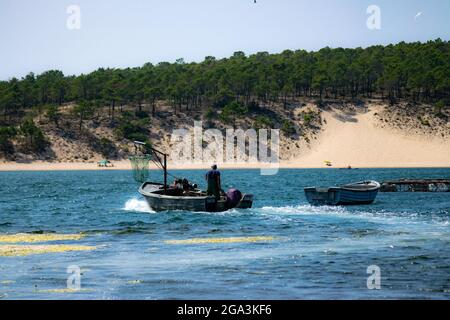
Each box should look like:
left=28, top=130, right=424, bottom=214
left=37, top=288, right=93, bottom=294
left=127, top=280, right=143, bottom=285
left=164, top=236, right=276, bottom=245
left=0, top=244, right=96, bottom=257
left=0, top=233, right=84, bottom=243
left=0, top=280, right=15, bottom=285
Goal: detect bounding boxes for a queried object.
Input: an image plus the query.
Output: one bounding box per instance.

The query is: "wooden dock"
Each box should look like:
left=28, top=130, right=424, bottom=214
left=380, top=179, right=450, bottom=192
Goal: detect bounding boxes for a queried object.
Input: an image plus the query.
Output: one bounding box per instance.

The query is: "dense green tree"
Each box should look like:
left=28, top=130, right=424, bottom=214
left=72, top=100, right=95, bottom=133
left=220, top=101, right=248, bottom=128
left=20, top=119, right=47, bottom=152
left=0, top=126, right=16, bottom=155
left=0, top=40, right=448, bottom=122
left=0, top=78, right=22, bottom=123
left=46, top=104, right=60, bottom=127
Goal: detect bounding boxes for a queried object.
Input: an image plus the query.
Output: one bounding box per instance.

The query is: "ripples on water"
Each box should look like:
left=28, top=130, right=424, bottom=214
left=0, top=168, right=449, bottom=299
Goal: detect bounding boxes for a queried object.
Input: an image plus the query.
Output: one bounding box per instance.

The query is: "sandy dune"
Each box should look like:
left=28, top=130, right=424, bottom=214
left=1, top=106, right=449, bottom=171
left=286, top=106, right=450, bottom=168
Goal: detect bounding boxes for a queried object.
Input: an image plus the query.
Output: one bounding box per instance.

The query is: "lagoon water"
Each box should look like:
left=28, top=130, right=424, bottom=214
left=0, top=168, right=449, bottom=299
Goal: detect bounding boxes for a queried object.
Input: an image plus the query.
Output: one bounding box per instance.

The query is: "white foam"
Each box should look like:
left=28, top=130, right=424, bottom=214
left=123, top=198, right=154, bottom=213
left=258, top=205, right=449, bottom=228
left=260, top=204, right=347, bottom=215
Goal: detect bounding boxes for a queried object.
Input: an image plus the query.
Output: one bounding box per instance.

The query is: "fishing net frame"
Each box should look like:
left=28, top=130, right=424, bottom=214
left=129, top=154, right=153, bottom=183
left=129, top=141, right=169, bottom=193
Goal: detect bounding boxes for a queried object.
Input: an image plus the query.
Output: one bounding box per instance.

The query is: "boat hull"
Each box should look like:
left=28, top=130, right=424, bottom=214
left=139, top=182, right=253, bottom=212
left=304, top=187, right=341, bottom=206
left=337, top=188, right=379, bottom=205
left=304, top=181, right=380, bottom=206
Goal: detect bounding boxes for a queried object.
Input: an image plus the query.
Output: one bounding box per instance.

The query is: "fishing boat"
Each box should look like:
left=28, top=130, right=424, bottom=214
left=130, top=141, right=253, bottom=212
left=304, top=180, right=380, bottom=206
left=139, top=182, right=253, bottom=212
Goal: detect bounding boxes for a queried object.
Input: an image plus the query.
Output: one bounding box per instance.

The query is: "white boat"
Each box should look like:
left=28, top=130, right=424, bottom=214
left=304, top=180, right=381, bottom=205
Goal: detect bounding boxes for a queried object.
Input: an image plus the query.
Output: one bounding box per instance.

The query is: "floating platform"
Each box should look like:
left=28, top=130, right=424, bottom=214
left=380, top=179, right=450, bottom=192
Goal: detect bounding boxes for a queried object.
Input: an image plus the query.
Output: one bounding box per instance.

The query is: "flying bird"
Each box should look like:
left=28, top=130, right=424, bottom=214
left=414, top=12, right=423, bottom=20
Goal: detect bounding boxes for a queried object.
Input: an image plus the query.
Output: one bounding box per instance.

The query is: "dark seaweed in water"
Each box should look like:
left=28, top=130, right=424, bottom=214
left=0, top=168, right=449, bottom=299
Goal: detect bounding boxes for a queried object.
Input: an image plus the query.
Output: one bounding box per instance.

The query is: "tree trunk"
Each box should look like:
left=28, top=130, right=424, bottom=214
left=79, top=115, right=83, bottom=133
left=112, top=100, right=115, bottom=120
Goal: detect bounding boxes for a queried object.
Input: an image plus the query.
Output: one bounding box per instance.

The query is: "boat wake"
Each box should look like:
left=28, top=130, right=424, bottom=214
left=120, top=198, right=449, bottom=226
left=258, top=205, right=449, bottom=226
left=260, top=204, right=348, bottom=215
left=123, top=198, right=154, bottom=213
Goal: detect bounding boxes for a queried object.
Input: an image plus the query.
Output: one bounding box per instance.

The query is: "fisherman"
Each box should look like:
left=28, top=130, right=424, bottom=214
left=206, top=164, right=221, bottom=200
left=182, top=178, right=197, bottom=191
left=172, top=178, right=197, bottom=195
left=173, top=178, right=183, bottom=189
left=173, top=178, right=184, bottom=195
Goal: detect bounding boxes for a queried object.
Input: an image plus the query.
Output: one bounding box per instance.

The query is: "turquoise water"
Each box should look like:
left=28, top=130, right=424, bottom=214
left=0, top=168, right=449, bottom=299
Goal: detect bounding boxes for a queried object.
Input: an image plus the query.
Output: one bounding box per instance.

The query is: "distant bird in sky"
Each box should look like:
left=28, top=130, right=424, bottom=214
left=414, top=12, right=423, bottom=20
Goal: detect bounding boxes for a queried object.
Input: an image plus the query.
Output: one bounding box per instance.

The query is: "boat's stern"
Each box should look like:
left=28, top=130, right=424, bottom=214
left=304, top=187, right=341, bottom=206
left=236, top=194, right=254, bottom=209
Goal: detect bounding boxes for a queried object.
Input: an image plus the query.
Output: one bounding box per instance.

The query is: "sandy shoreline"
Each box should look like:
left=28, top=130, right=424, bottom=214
left=0, top=160, right=448, bottom=172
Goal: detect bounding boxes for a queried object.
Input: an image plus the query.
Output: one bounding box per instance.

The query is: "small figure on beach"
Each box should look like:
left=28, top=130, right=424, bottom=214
left=206, top=164, right=221, bottom=200
left=98, top=159, right=113, bottom=167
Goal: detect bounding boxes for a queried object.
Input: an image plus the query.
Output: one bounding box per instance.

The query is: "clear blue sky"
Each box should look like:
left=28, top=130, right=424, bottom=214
left=0, top=0, right=448, bottom=80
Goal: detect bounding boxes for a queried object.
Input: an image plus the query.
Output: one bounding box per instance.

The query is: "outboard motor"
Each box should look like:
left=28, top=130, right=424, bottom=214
left=226, top=189, right=242, bottom=209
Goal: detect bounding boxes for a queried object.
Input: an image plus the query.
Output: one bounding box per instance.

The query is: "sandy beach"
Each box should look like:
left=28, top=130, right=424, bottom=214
left=0, top=159, right=448, bottom=172
left=284, top=106, right=450, bottom=169
left=1, top=106, right=449, bottom=172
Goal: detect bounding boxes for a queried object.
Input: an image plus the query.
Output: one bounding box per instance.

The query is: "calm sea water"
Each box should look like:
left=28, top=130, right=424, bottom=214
left=0, top=168, right=449, bottom=299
